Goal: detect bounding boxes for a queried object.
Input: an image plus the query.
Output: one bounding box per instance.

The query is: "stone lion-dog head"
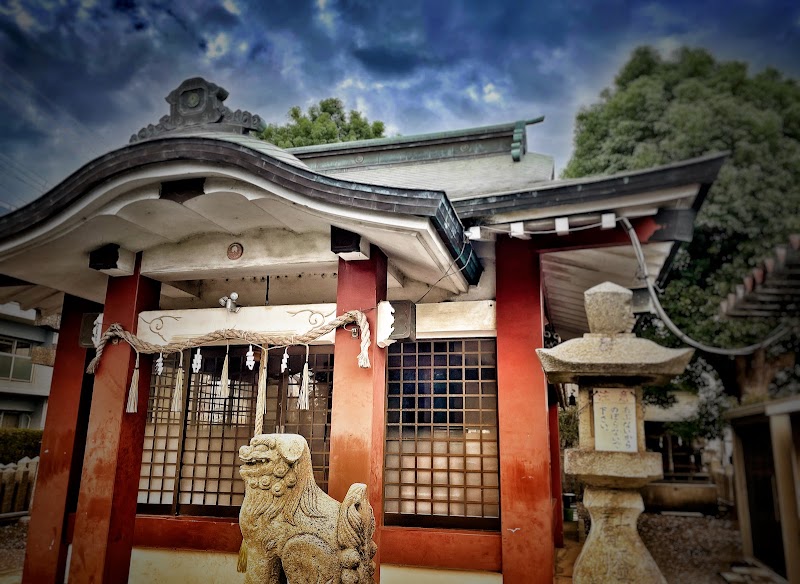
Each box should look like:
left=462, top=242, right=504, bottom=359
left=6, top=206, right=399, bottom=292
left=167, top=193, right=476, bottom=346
left=238, top=434, right=377, bottom=584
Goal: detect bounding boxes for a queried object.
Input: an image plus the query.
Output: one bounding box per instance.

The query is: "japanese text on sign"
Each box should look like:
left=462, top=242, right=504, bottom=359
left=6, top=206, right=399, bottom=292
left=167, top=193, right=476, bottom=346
left=592, top=388, right=637, bottom=452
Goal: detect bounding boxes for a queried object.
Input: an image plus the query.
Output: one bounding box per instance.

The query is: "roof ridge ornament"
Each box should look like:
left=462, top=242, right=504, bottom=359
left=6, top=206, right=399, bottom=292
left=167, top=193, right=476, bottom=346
left=129, top=77, right=265, bottom=143
left=511, top=116, right=544, bottom=162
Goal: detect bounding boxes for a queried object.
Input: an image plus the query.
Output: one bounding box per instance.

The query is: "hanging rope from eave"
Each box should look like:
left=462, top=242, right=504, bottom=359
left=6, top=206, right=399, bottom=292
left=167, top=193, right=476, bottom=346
left=254, top=347, right=268, bottom=436
left=86, top=309, right=372, bottom=374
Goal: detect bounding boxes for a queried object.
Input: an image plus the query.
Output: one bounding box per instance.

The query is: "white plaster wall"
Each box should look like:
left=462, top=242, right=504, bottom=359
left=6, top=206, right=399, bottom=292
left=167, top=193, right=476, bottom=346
left=126, top=549, right=502, bottom=584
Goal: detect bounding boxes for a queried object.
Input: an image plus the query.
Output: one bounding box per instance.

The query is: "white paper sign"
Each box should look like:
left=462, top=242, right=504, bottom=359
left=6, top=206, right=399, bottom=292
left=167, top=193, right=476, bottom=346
left=592, top=388, right=637, bottom=452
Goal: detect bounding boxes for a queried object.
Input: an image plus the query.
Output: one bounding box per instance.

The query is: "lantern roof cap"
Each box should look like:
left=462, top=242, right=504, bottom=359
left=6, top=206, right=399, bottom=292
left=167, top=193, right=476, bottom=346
left=536, top=281, right=693, bottom=386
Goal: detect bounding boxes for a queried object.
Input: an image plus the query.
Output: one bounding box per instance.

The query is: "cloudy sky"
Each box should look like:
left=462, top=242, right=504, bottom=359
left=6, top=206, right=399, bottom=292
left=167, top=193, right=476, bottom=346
left=0, top=0, right=798, bottom=214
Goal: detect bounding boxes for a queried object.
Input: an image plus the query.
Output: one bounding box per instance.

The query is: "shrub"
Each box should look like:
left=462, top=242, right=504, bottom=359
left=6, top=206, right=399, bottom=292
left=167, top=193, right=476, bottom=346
left=0, top=428, right=43, bottom=463
left=558, top=405, right=579, bottom=449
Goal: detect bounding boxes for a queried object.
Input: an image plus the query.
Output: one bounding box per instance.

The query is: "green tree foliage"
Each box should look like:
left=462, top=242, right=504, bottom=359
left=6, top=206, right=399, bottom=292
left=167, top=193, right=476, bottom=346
left=563, top=47, right=800, bottom=400
left=664, top=359, right=733, bottom=441
left=558, top=405, right=579, bottom=449
left=260, top=97, right=385, bottom=148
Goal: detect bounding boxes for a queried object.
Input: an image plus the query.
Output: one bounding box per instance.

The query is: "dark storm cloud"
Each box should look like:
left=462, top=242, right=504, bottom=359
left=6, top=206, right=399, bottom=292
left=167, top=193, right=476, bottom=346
left=351, top=45, right=435, bottom=76
left=0, top=0, right=797, bottom=211
left=0, top=2, right=211, bottom=128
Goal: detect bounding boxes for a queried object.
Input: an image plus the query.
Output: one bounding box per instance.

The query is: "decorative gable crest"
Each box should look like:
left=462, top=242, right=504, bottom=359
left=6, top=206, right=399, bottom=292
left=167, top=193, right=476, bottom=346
left=130, top=77, right=265, bottom=143
left=166, top=77, right=229, bottom=127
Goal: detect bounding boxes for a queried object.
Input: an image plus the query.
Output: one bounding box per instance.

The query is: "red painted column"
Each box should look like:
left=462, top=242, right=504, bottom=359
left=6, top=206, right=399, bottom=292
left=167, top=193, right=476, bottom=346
left=67, top=255, right=160, bottom=583
left=549, top=401, right=564, bottom=548
left=22, top=294, right=101, bottom=584
left=329, top=246, right=387, bottom=580
left=495, top=236, right=554, bottom=583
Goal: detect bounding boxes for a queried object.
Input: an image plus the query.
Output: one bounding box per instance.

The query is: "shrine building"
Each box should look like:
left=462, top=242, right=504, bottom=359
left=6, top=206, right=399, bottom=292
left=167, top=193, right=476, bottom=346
left=0, top=78, right=725, bottom=583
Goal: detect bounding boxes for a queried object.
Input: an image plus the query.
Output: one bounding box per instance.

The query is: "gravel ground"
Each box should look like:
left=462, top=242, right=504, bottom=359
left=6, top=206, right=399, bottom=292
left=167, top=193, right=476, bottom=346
left=0, top=521, right=27, bottom=575
left=563, top=507, right=746, bottom=583
left=639, top=513, right=743, bottom=584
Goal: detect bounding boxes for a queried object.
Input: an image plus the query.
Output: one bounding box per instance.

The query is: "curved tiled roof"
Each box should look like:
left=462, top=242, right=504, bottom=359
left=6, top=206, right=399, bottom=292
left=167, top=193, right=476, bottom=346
left=0, top=133, right=482, bottom=285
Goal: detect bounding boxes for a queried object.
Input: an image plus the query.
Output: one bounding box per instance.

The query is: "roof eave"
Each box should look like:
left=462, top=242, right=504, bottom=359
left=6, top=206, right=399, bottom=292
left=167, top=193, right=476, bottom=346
left=0, top=136, right=482, bottom=286
left=454, top=152, right=728, bottom=221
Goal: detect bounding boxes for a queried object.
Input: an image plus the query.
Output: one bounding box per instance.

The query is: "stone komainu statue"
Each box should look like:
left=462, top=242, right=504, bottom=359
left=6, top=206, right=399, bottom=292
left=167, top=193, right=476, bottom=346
left=238, top=434, right=377, bottom=584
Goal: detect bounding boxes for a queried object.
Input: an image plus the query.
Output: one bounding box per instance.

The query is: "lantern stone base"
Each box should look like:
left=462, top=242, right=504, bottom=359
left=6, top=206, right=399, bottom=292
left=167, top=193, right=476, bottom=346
left=573, top=487, right=665, bottom=584
left=564, top=449, right=663, bottom=489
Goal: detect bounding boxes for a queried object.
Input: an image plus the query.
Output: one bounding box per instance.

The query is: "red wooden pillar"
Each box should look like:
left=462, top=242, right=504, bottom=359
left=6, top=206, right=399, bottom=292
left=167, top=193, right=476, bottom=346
left=549, top=400, right=564, bottom=548
left=495, top=236, right=554, bottom=583
left=329, top=246, right=387, bottom=580
left=22, top=294, right=101, bottom=584
left=67, top=255, right=160, bottom=583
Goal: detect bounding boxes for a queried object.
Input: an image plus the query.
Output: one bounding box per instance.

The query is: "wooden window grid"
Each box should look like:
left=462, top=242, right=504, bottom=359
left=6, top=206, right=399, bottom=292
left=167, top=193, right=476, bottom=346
left=384, top=339, right=501, bottom=530
left=138, top=346, right=334, bottom=517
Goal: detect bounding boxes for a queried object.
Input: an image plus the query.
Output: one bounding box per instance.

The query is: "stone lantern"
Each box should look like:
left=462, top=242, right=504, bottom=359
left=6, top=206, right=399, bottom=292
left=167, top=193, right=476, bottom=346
left=536, top=282, right=693, bottom=584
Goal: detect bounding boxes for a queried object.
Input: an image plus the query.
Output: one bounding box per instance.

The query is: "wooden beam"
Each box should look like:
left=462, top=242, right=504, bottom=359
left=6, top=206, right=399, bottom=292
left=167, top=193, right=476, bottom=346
left=68, top=254, right=161, bottom=583
left=549, top=402, right=564, bottom=549
left=0, top=285, right=31, bottom=304
left=531, top=217, right=660, bottom=253
left=540, top=271, right=649, bottom=294
left=495, top=236, right=554, bottom=583
left=89, top=243, right=136, bottom=277
left=136, top=304, right=339, bottom=345
left=386, top=261, right=406, bottom=289
left=141, top=228, right=339, bottom=281
left=133, top=516, right=241, bottom=553
left=415, top=300, right=496, bottom=338
left=380, top=527, right=502, bottom=572
left=770, top=414, right=800, bottom=583
left=544, top=247, right=663, bottom=275
left=543, top=311, right=589, bottom=329
left=16, top=288, right=63, bottom=312
left=159, top=280, right=201, bottom=298
left=328, top=246, right=388, bottom=576
left=732, top=429, right=753, bottom=558
left=0, top=275, right=32, bottom=287
left=22, top=294, right=101, bottom=584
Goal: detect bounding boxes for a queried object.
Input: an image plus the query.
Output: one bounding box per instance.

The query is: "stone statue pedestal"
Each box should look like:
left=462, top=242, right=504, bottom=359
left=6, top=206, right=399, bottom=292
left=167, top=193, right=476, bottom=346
left=575, top=488, right=665, bottom=584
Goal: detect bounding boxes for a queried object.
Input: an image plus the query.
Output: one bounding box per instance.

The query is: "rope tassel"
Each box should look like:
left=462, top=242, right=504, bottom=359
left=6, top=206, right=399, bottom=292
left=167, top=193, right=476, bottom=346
left=171, top=352, right=185, bottom=413
left=126, top=352, right=140, bottom=413
left=254, top=349, right=267, bottom=436
left=298, top=345, right=310, bottom=411
left=218, top=350, right=230, bottom=399
left=354, top=311, right=371, bottom=369
left=298, top=361, right=310, bottom=410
